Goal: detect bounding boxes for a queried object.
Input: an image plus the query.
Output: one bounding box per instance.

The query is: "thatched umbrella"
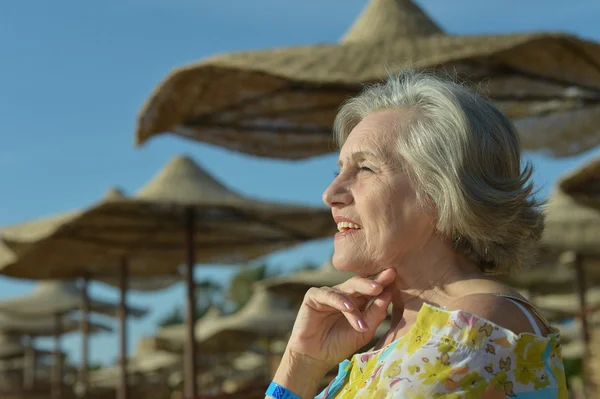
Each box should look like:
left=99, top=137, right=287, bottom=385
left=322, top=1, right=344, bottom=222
left=0, top=312, right=112, bottom=338
left=543, top=192, right=600, bottom=280
left=534, top=288, right=600, bottom=318
left=550, top=157, right=600, bottom=395
left=0, top=155, right=336, bottom=399
left=0, top=333, right=64, bottom=394
left=542, top=187, right=600, bottom=341
left=158, top=287, right=299, bottom=385
left=156, top=307, right=224, bottom=353
left=540, top=165, right=600, bottom=394
left=86, top=350, right=181, bottom=392
left=559, top=156, right=600, bottom=211
left=136, top=0, right=600, bottom=159
left=0, top=334, right=59, bottom=362
left=189, top=287, right=297, bottom=381
left=0, top=312, right=111, bottom=392
left=155, top=307, right=251, bottom=385
left=0, top=188, right=166, bottom=399
left=0, top=281, right=146, bottom=318
left=85, top=335, right=182, bottom=395
left=0, top=281, right=144, bottom=399
left=261, top=259, right=354, bottom=305
left=500, top=252, right=600, bottom=296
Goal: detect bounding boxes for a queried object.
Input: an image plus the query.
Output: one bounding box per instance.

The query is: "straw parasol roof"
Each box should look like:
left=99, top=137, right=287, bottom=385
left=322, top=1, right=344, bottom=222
left=0, top=334, right=60, bottom=360
left=136, top=0, right=600, bottom=159
left=97, top=275, right=181, bottom=292
left=0, top=357, right=53, bottom=377
left=261, top=260, right=355, bottom=304
left=90, top=350, right=181, bottom=381
left=541, top=188, right=600, bottom=257
left=0, top=242, right=15, bottom=269
left=0, top=281, right=147, bottom=318
left=533, top=287, right=600, bottom=316
left=155, top=306, right=224, bottom=353
left=0, top=312, right=112, bottom=337
left=231, top=351, right=265, bottom=372
left=156, top=290, right=297, bottom=355
left=559, top=156, right=600, bottom=211
left=0, top=187, right=183, bottom=280
left=193, top=287, right=297, bottom=353
left=0, top=335, right=32, bottom=360
left=0, top=155, right=336, bottom=278
left=500, top=253, right=600, bottom=295
left=87, top=350, right=181, bottom=390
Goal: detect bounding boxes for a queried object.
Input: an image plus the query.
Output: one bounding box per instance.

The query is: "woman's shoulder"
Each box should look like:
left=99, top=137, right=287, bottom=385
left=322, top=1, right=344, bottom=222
left=444, top=293, right=550, bottom=337
left=407, top=295, right=560, bottom=358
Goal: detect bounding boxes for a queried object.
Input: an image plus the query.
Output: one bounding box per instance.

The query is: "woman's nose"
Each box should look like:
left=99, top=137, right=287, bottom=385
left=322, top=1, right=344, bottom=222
left=323, top=178, right=353, bottom=207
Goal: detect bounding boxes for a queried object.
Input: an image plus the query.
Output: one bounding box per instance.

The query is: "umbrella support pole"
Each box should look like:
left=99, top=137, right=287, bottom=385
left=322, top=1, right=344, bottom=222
left=24, top=336, right=36, bottom=391
left=265, top=337, right=272, bottom=382
left=52, top=313, right=63, bottom=399
left=574, top=253, right=592, bottom=395
left=80, top=273, right=90, bottom=398
left=118, top=259, right=129, bottom=399
left=184, top=207, right=198, bottom=399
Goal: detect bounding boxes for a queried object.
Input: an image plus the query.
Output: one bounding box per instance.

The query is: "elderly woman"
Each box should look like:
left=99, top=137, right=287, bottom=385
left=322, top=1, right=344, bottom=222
left=264, top=72, right=566, bottom=399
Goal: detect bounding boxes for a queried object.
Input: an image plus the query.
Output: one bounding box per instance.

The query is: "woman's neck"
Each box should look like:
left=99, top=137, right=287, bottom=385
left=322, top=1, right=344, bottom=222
left=385, top=235, right=484, bottom=326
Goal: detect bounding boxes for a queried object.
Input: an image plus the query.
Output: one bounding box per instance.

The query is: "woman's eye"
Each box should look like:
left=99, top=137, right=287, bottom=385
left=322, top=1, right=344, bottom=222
left=359, top=166, right=373, bottom=172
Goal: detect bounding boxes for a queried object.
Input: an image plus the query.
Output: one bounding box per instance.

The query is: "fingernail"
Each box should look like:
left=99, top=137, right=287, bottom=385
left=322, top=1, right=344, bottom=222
left=370, top=282, right=380, bottom=289
left=344, top=300, right=354, bottom=311
left=358, top=319, right=368, bottom=330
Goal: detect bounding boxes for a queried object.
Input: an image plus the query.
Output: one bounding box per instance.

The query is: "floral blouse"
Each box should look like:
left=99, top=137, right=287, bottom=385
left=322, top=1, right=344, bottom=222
left=316, top=299, right=567, bottom=399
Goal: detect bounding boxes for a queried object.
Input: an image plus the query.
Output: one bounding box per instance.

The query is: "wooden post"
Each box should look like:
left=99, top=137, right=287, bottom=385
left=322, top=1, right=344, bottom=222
left=265, top=337, right=272, bottom=382
left=52, top=313, right=63, bottom=399
left=574, top=253, right=591, bottom=395
left=80, top=274, right=90, bottom=397
left=117, top=259, right=129, bottom=399
left=23, top=336, right=36, bottom=390
left=184, top=207, right=198, bottom=399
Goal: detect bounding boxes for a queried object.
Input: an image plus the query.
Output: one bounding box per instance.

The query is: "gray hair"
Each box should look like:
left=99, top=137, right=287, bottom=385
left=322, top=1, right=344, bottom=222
left=333, top=71, right=544, bottom=274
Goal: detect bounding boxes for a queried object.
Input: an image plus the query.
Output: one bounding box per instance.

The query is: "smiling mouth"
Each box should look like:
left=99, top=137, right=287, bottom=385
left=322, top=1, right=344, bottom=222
left=336, top=221, right=362, bottom=232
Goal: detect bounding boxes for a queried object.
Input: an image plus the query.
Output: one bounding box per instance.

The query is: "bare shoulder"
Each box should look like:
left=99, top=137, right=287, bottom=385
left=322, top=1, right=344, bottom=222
left=446, top=294, right=549, bottom=336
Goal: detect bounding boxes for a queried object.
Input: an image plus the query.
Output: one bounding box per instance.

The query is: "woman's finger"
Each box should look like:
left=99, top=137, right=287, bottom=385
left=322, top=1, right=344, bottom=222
left=335, top=276, right=385, bottom=298
left=369, top=268, right=397, bottom=287
left=304, top=287, right=369, bottom=332
left=363, top=291, right=393, bottom=333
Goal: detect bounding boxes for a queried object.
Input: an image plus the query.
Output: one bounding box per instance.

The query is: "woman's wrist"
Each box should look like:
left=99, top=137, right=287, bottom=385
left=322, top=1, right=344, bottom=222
left=268, top=349, right=331, bottom=399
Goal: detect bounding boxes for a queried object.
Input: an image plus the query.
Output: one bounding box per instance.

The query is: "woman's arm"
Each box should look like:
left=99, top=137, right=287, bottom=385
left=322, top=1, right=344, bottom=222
left=264, top=270, right=395, bottom=398
left=265, top=349, right=330, bottom=399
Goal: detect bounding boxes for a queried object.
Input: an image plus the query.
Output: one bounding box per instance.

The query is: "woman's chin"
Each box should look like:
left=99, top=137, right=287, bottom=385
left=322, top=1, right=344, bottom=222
left=331, top=253, right=350, bottom=271
left=332, top=253, right=367, bottom=275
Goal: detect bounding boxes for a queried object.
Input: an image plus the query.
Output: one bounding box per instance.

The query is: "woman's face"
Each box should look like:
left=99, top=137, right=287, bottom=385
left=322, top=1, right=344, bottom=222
left=323, top=109, right=436, bottom=276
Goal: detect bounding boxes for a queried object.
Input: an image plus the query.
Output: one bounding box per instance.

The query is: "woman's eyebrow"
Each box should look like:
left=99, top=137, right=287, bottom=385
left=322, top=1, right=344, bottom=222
left=337, top=150, right=379, bottom=168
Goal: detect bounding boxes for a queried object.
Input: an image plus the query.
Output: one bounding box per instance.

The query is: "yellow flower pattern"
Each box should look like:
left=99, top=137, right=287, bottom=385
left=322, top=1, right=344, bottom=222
left=316, top=303, right=567, bottom=399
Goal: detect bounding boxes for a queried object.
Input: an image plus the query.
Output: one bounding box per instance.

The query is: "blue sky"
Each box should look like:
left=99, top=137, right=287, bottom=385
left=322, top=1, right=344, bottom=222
left=1, top=0, right=599, bottom=365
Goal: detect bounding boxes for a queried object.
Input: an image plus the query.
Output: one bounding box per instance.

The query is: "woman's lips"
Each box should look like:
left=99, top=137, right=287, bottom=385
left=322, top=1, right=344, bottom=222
left=334, top=228, right=361, bottom=240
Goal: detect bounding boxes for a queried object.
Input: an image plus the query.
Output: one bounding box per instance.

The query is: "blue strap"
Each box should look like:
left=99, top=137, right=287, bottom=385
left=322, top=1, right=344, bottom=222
left=266, top=382, right=302, bottom=399
left=315, top=359, right=352, bottom=399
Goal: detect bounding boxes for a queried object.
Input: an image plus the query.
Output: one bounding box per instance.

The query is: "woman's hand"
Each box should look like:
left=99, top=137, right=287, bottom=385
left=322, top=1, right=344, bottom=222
left=285, top=268, right=396, bottom=370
